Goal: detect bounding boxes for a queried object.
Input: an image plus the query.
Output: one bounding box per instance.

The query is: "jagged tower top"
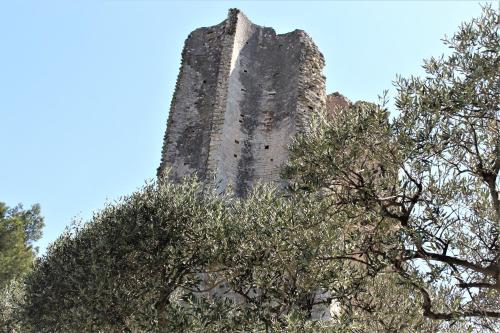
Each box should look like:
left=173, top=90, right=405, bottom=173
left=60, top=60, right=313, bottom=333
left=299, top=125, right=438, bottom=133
left=158, top=9, right=326, bottom=196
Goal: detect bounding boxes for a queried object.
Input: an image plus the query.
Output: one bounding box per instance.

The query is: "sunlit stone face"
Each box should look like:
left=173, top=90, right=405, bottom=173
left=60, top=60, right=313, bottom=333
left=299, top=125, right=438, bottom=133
left=158, top=9, right=326, bottom=196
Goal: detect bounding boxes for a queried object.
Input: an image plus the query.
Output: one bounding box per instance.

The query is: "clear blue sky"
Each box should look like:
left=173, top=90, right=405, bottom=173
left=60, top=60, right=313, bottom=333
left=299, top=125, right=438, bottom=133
left=0, top=1, right=493, bottom=254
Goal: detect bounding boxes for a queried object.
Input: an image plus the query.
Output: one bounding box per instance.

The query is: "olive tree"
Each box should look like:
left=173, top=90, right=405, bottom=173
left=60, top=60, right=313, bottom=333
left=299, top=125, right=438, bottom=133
left=19, top=180, right=342, bottom=332
left=21, top=179, right=229, bottom=332
left=284, top=5, right=499, bottom=331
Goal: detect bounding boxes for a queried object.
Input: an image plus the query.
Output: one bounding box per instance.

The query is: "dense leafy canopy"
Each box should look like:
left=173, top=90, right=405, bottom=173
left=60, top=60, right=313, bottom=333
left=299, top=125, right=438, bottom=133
left=22, top=180, right=229, bottom=332
left=0, top=202, right=44, bottom=289
left=0, top=279, right=25, bottom=333
left=0, top=202, right=44, bottom=331
left=285, top=4, right=499, bottom=330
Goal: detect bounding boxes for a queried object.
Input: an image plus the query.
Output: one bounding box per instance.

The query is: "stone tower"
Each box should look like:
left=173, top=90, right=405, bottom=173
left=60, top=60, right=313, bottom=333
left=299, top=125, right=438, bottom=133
left=158, top=9, right=326, bottom=195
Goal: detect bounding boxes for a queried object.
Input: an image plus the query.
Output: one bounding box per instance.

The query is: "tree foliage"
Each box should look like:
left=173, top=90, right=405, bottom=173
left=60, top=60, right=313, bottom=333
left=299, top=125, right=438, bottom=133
left=18, top=178, right=475, bottom=332
left=284, top=4, right=499, bottom=330
left=0, top=279, right=25, bottom=333
left=19, top=181, right=339, bottom=332
left=21, top=179, right=229, bottom=332
left=0, top=202, right=44, bottom=289
left=0, top=202, right=44, bottom=330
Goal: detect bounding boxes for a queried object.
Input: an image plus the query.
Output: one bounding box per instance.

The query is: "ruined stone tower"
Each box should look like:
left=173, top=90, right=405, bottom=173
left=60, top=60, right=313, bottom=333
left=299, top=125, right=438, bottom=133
left=158, top=9, right=326, bottom=195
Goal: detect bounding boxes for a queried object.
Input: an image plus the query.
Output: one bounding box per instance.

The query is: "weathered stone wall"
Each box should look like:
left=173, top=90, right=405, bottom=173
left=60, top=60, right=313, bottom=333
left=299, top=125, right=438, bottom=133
left=158, top=17, right=230, bottom=181
left=158, top=9, right=326, bottom=195
left=326, top=92, right=351, bottom=115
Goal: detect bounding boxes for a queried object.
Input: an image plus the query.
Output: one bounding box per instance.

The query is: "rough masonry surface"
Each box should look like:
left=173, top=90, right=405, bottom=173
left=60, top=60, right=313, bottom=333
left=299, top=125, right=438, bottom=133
left=158, top=8, right=326, bottom=196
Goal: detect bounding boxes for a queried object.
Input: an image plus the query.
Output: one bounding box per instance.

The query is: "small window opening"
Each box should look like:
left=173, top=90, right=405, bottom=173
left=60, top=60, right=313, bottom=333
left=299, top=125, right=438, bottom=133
left=270, top=158, right=274, bottom=162
left=235, top=139, right=239, bottom=144
left=243, top=69, right=247, bottom=73
left=265, top=145, right=269, bottom=150
left=234, top=154, right=238, bottom=158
